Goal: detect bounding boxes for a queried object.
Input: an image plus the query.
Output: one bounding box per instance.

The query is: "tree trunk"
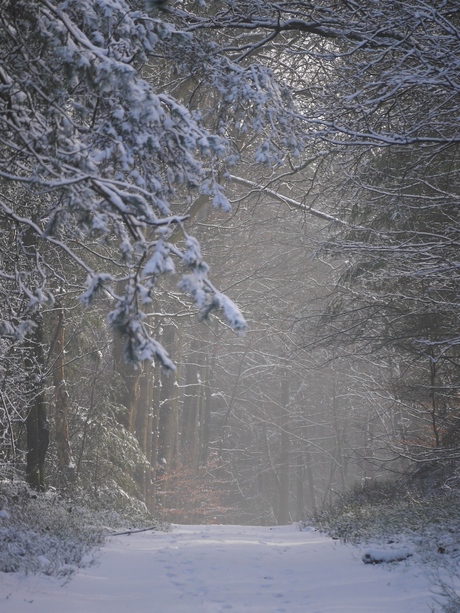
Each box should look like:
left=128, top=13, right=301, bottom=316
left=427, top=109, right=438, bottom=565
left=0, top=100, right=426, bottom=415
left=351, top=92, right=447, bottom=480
left=200, top=354, right=212, bottom=466
left=305, top=447, right=317, bottom=514
left=295, top=453, right=305, bottom=521
left=158, top=325, right=180, bottom=470
left=149, top=362, right=162, bottom=511
left=51, top=299, right=75, bottom=487
left=181, top=340, right=200, bottom=472
left=113, top=331, right=141, bottom=433
left=277, top=376, right=290, bottom=525
left=135, top=360, right=154, bottom=507
left=25, top=314, right=49, bottom=491
left=156, top=323, right=182, bottom=510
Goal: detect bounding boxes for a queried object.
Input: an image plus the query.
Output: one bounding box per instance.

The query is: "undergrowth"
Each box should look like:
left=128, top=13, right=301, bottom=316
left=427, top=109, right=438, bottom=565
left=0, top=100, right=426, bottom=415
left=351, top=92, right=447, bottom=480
left=309, top=476, right=460, bottom=612
left=312, top=479, right=460, bottom=544
left=0, top=477, right=163, bottom=576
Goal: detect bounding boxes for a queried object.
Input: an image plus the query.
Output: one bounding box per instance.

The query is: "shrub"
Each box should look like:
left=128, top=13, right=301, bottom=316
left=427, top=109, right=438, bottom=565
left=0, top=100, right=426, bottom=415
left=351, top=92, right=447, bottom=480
left=0, top=477, right=162, bottom=575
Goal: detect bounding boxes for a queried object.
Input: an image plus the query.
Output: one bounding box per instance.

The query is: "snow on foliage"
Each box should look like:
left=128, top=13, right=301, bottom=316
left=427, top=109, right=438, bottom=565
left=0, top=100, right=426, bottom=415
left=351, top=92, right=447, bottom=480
left=80, top=274, right=114, bottom=307
left=200, top=177, right=232, bottom=212
left=202, top=289, right=248, bottom=332
left=142, top=238, right=176, bottom=277
left=0, top=479, right=161, bottom=576
left=0, top=0, right=278, bottom=365
left=0, top=481, right=104, bottom=575
left=7, top=0, right=459, bottom=368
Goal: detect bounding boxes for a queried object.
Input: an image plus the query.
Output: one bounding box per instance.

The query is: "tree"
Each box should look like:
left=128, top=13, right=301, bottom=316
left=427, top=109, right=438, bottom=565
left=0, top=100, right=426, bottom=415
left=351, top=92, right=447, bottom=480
left=318, top=143, right=460, bottom=465
left=0, top=0, right=251, bottom=489
left=0, top=0, right=247, bottom=369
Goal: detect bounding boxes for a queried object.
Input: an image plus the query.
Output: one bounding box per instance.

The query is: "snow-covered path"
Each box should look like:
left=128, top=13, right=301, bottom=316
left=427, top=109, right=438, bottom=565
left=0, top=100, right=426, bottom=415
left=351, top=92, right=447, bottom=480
left=1, top=524, right=436, bottom=612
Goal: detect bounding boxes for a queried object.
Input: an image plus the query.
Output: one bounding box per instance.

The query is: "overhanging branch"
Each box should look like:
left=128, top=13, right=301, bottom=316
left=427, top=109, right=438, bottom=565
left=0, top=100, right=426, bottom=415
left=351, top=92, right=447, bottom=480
left=228, top=174, right=348, bottom=226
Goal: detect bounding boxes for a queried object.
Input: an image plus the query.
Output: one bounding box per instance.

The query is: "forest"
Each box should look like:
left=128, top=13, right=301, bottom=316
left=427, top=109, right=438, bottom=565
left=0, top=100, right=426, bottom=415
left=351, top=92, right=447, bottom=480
left=1, top=0, right=460, bottom=532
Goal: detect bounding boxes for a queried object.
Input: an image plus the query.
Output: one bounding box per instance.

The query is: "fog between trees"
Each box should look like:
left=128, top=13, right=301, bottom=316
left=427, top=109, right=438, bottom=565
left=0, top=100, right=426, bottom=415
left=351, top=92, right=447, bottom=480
left=1, top=0, right=460, bottom=524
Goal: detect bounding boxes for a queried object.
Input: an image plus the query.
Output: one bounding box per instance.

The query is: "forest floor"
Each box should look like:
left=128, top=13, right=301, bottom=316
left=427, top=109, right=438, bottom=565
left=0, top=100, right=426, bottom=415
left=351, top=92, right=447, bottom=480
left=0, top=523, right=443, bottom=612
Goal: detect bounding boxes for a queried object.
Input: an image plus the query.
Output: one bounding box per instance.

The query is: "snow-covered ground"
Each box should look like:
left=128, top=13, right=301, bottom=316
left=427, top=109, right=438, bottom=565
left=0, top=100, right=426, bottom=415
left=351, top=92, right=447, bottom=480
left=1, top=523, right=439, bottom=612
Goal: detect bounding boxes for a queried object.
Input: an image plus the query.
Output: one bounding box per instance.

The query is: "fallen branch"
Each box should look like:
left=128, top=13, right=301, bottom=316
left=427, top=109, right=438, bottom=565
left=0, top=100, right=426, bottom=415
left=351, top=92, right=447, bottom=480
left=109, top=526, right=158, bottom=536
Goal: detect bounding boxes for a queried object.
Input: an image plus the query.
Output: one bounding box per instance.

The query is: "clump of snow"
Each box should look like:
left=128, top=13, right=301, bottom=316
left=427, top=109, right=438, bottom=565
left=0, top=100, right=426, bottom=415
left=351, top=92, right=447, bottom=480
left=362, top=548, right=413, bottom=564
left=142, top=239, right=175, bottom=276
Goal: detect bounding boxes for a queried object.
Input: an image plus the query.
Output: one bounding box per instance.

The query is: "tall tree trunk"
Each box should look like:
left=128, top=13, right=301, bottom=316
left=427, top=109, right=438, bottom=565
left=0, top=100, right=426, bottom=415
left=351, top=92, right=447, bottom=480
left=305, top=447, right=317, bottom=514
left=113, top=331, right=141, bottom=433
left=429, top=351, right=440, bottom=447
left=51, top=299, right=75, bottom=487
left=158, top=324, right=180, bottom=470
left=277, top=375, right=290, bottom=525
left=295, top=453, right=305, bottom=521
left=25, top=314, right=49, bottom=491
left=135, top=360, right=154, bottom=507
left=156, top=323, right=182, bottom=510
left=330, top=373, right=347, bottom=491
left=198, top=327, right=214, bottom=467
left=149, top=361, right=162, bottom=511
left=200, top=353, right=212, bottom=466
left=181, top=340, right=200, bottom=472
